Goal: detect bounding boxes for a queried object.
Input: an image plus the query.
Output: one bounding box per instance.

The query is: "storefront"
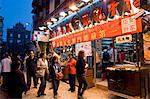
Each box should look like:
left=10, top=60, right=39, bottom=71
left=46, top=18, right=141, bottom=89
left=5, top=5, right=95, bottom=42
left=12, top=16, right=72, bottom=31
left=35, top=0, right=150, bottom=98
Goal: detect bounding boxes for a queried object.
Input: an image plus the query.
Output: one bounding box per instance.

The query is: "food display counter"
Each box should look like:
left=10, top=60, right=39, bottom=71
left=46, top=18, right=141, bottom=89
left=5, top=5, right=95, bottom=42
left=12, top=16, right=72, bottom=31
left=107, top=64, right=141, bottom=96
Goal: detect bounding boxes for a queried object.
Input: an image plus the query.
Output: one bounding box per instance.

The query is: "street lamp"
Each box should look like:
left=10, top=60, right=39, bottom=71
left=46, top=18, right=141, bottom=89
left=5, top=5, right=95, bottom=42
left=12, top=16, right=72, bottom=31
left=59, top=12, right=67, bottom=17
left=38, top=26, right=47, bottom=31
left=25, top=22, right=33, bottom=40
left=82, top=0, right=91, bottom=3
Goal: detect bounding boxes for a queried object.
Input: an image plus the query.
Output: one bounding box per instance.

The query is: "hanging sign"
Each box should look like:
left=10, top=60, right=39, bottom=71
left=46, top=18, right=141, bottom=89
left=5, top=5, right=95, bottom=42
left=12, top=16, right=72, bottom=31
left=33, top=31, right=49, bottom=42
left=52, top=16, right=142, bottom=48
left=122, top=17, right=137, bottom=34
left=116, top=35, right=132, bottom=43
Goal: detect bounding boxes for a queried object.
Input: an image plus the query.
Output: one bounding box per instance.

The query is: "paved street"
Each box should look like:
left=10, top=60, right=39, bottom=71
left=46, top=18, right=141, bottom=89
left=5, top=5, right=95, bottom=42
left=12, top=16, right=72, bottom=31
left=22, top=81, right=109, bottom=99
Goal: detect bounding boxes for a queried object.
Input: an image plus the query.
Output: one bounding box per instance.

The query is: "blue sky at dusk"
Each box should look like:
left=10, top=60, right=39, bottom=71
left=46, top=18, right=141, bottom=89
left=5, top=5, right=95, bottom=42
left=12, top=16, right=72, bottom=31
left=0, top=0, right=32, bottom=41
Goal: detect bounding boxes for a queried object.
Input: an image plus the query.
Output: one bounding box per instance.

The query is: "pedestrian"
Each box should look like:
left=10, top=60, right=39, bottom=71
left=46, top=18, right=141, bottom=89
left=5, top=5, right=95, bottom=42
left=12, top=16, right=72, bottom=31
left=76, top=50, right=88, bottom=99
left=101, top=46, right=110, bottom=81
left=1, top=52, right=12, bottom=91
left=26, top=50, right=38, bottom=90
left=50, top=56, right=63, bottom=98
left=108, top=43, right=118, bottom=66
left=36, top=51, right=41, bottom=84
left=118, top=49, right=125, bottom=64
left=67, top=54, right=76, bottom=92
left=16, top=53, right=24, bottom=71
left=37, top=52, right=49, bottom=97
left=8, top=60, right=27, bottom=99
left=23, top=52, right=29, bottom=72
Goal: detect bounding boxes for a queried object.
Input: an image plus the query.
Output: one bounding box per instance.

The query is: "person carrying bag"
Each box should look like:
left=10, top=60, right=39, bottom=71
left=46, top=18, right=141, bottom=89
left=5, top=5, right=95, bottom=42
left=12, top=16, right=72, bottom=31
left=50, top=56, right=63, bottom=98
left=36, top=52, right=48, bottom=97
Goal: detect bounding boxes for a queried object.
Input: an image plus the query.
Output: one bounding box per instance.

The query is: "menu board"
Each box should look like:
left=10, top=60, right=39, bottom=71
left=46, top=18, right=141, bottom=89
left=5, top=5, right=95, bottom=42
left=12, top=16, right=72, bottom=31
left=143, top=31, right=150, bottom=63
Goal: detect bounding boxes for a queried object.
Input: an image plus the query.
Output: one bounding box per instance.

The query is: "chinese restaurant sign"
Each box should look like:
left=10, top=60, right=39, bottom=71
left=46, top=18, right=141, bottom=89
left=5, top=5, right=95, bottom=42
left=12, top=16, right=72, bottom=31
left=51, top=0, right=143, bottom=48
left=52, top=16, right=142, bottom=48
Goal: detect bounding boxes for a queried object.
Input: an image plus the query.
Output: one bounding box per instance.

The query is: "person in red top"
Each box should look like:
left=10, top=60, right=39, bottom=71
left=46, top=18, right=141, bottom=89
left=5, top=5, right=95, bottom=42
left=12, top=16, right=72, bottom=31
left=67, top=54, right=77, bottom=92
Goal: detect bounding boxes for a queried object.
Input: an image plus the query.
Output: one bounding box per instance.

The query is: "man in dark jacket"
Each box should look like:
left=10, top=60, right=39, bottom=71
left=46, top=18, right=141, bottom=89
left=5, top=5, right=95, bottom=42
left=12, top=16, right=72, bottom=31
left=26, top=50, right=37, bottom=90
left=8, top=60, right=27, bottom=99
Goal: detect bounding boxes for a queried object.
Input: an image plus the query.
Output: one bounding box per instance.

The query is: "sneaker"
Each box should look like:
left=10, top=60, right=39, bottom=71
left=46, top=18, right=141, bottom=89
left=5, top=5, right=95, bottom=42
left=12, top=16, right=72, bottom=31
left=41, top=93, right=46, bottom=96
left=54, top=95, right=58, bottom=99
left=71, top=90, right=75, bottom=93
left=37, top=94, right=41, bottom=97
left=68, top=88, right=71, bottom=91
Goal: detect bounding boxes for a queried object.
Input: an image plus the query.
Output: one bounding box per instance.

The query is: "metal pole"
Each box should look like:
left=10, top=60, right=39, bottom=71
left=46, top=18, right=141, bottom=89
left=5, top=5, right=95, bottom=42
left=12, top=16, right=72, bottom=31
left=93, top=40, right=97, bottom=84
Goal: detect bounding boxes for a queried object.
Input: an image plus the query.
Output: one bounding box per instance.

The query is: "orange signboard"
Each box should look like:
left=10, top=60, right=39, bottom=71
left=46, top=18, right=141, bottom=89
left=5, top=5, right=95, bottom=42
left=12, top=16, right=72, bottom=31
left=52, top=16, right=142, bottom=48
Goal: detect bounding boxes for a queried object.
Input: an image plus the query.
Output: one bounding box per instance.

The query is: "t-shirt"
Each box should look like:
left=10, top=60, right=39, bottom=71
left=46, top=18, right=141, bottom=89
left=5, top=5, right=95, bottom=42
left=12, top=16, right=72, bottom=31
left=108, top=48, right=118, bottom=63
left=1, top=58, right=12, bottom=72
left=67, top=58, right=76, bottom=74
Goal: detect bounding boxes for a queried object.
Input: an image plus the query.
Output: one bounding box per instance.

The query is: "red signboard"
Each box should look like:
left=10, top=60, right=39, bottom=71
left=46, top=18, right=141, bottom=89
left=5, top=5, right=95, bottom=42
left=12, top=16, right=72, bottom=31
left=52, top=16, right=142, bottom=48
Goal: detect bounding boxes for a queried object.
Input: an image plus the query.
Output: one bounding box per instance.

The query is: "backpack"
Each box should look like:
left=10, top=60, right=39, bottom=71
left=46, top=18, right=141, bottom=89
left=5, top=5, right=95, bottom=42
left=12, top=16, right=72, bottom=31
left=103, top=51, right=110, bottom=61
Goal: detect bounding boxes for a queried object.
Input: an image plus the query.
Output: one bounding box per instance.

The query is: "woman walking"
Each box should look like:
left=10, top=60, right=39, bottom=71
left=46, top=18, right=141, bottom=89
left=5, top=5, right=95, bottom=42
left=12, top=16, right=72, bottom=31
left=36, top=52, right=48, bottom=97
left=76, top=51, right=88, bottom=99
left=50, top=56, right=63, bottom=98
left=67, top=54, right=76, bottom=92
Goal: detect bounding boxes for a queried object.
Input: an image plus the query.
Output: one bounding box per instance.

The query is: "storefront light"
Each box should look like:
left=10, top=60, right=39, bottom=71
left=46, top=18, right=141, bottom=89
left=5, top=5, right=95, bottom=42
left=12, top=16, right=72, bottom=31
left=69, top=3, right=79, bottom=11
left=51, top=18, right=57, bottom=22
left=39, top=26, right=47, bottom=30
left=47, top=22, right=52, bottom=25
left=59, top=12, right=67, bottom=17
left=82, top=0, right=91, bottom=3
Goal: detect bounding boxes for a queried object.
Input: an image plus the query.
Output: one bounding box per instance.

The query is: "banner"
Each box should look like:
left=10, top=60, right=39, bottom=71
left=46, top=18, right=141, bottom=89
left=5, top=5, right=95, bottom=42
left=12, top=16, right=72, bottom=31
left=52, top=15, right=142, bottom=48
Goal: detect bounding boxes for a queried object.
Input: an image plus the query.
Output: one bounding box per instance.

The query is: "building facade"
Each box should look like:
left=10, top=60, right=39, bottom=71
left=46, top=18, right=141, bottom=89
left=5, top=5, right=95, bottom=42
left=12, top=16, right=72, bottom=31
left=32, top=0, right=69, bottom=29
left=7, top=23, right=31, bottom=55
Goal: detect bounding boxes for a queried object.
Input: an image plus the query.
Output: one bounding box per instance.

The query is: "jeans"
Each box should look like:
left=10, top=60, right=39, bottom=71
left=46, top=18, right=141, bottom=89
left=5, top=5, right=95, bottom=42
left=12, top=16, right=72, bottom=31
left=69, top=74, right=76, bottom=91
left=77, top=74, right=88, bottom=96
left=37, top=75, right=46, bottom=95
left=1, top=72, right=10, bottom=90
left=52, top=78, right=60, bottom=96
left=27, top=72, right=37, bottom=89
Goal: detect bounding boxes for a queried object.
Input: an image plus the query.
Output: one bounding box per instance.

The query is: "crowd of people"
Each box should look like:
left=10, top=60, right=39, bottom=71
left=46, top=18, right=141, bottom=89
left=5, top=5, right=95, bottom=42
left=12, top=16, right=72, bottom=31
left=0, top=50, right=88, bottom=99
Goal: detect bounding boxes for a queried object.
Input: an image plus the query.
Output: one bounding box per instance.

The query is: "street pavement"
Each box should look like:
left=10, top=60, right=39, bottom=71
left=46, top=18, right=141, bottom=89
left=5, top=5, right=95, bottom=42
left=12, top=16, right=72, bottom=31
left=21, top=81, right=109, bottom=99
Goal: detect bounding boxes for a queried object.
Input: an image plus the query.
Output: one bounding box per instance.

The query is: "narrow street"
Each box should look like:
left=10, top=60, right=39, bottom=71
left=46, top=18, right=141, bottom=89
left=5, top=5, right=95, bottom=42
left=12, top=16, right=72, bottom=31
left=22, top=81, right=109, bottom=99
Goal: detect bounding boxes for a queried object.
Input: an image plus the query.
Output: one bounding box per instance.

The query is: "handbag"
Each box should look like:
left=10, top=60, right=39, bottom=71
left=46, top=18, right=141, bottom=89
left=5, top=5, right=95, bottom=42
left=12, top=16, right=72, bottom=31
left=36, top=69, right=45, bottom=78
left=56, top=72, right=64, bottom=80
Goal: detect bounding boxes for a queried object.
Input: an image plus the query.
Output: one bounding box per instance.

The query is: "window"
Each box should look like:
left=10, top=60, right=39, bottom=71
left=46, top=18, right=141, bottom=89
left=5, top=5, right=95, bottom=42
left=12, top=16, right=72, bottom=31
left=18, top=34, right=21, bottom=38
left=17, top=40, right=21, bottom=43
left=55, top=0, right=60, bottom=8
left=25, top=35, right=28, bottom=39
left=9, top=40, right=13, bottom=43
left=10, top=33, right=13, bottom=37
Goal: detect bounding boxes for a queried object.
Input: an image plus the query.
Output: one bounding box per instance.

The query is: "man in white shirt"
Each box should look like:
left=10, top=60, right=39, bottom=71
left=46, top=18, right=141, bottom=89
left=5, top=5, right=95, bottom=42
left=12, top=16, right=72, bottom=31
left=1, top=52, right=12, bottom=90
left=108, top=44, right=118, bottom=66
